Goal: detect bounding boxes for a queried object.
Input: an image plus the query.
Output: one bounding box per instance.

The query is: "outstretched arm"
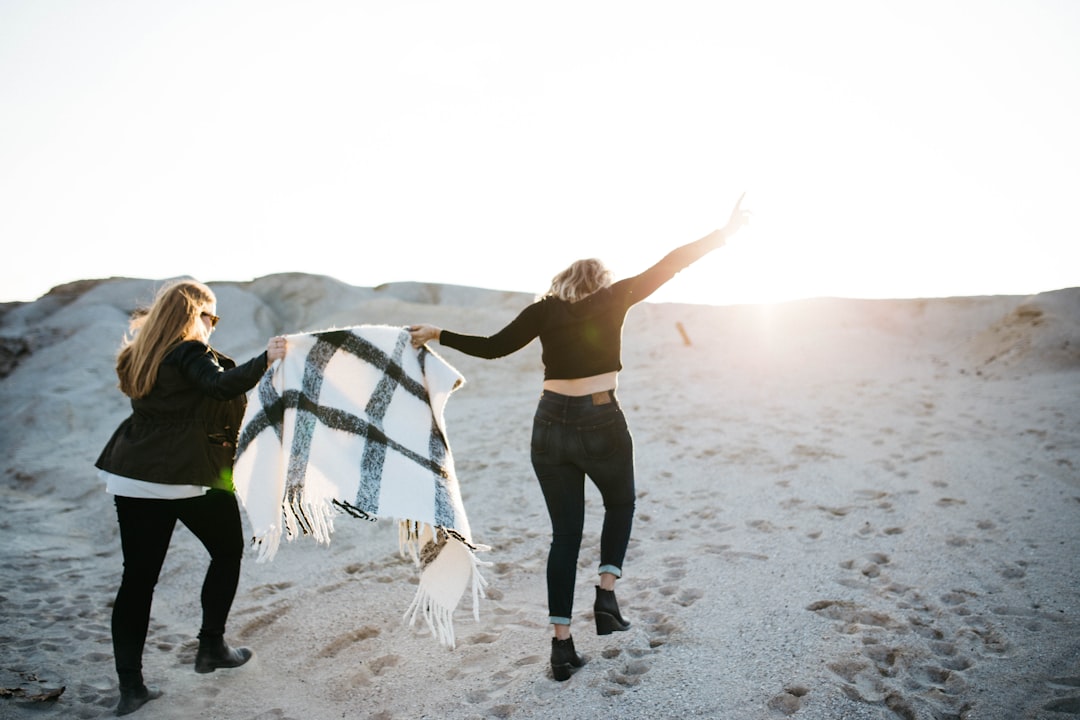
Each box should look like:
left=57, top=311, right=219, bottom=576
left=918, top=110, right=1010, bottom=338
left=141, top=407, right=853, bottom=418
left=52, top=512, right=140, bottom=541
left=678, top=191, right=751, bottom=260
left=409, top=300, right=545, bottom=357
left=622, top=193, right=751, bottom=303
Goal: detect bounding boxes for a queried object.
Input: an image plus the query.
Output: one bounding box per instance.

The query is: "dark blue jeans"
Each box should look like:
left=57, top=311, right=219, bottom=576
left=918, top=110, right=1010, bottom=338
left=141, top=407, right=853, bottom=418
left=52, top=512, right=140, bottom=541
left=531, top=390, right=635, bottom=625
left=112, top=489, right=244, bottom=687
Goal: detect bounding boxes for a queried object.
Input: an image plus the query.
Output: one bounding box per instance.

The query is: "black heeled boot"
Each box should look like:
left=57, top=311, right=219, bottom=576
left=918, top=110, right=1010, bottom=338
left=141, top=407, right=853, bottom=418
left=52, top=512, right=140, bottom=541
left=550, top=636, right=585, bottom=681
left=594, top=586, right=631, bottom=635
left=194, top=636, right=253, bottom=674
left=116, top=684, right=162, bottom=716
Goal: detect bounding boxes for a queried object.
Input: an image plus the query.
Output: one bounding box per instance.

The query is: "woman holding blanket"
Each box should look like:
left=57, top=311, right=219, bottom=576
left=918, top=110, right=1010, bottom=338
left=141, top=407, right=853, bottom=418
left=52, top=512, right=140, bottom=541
left=410, top=194, right=750, bottom=681
left=95, top=279, right=287, bottom=716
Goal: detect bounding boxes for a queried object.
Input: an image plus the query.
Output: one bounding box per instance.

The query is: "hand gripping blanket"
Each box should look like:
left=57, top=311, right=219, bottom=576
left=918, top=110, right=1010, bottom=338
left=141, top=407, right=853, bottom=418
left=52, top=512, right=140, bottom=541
left=232, top=325, right=487, bottom=648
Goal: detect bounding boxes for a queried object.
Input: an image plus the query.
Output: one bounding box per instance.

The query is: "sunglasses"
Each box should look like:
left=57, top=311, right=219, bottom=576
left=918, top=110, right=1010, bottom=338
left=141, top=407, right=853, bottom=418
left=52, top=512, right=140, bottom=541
left=201, top=312, right=220, bottom=328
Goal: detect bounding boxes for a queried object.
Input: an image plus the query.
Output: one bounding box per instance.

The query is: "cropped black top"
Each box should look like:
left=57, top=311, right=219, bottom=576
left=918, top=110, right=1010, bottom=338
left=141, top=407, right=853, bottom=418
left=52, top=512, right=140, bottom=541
left=439, top=230, right=724, bottom=380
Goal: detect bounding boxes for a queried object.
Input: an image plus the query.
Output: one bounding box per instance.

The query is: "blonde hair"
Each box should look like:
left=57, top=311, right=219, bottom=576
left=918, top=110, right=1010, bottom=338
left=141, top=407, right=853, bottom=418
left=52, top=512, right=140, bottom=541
left=545, top=258, right=612, bottom=303
left=115, top=280, right=216, bottom=399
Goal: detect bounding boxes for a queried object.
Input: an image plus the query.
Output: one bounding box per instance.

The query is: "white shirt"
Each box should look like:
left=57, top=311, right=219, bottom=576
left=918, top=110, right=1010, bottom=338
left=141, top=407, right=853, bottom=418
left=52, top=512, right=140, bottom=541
left=100, top=469, right=208, bottom=500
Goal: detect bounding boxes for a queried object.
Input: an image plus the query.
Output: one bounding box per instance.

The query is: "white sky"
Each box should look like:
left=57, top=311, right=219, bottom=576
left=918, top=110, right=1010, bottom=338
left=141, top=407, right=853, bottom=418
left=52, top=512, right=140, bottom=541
left=2, top=0, right=1078, bottom=306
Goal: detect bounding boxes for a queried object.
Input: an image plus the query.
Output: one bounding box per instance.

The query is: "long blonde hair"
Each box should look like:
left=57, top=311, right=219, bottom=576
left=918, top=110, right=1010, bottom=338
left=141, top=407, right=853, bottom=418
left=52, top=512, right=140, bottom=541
left=116, top=280, right=216, bottom=399
left=545, top=258, right=612, bottom=303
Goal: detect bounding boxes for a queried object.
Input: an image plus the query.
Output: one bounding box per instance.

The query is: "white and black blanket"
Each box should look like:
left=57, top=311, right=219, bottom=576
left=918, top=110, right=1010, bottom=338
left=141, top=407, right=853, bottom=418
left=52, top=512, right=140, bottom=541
left=232, top=325, right=486, bottom=648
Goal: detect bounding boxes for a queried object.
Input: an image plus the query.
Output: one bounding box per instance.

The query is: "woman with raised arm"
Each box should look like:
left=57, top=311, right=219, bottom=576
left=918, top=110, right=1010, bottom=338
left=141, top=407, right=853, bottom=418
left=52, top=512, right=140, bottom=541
left=95, top=279, right=287, bottom=715
left=410, top=194, right=750, bottom=682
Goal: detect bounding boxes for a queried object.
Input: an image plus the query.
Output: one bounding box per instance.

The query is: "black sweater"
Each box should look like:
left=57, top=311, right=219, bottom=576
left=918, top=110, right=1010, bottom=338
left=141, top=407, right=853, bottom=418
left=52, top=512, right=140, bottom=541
left=440, top=231, right=723, bottom=379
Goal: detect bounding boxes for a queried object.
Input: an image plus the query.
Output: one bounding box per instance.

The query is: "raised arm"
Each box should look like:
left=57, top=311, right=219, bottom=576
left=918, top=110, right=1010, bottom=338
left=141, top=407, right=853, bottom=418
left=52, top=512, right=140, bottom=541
left=620, top=193, right=751, bottom=303
left=664, top=192, right=750, bottom=267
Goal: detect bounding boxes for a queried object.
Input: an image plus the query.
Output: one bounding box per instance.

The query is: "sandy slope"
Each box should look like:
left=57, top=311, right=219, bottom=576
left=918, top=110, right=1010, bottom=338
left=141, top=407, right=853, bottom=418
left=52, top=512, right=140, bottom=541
left=1, top=276, right=1078, bottom=719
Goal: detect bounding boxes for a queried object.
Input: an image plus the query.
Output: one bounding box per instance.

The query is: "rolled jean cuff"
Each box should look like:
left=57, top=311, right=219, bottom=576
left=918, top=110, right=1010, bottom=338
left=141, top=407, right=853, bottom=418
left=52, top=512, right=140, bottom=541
left=598, top=564, right=622, bottom=578
left=549, top=616, right=571, bottom=626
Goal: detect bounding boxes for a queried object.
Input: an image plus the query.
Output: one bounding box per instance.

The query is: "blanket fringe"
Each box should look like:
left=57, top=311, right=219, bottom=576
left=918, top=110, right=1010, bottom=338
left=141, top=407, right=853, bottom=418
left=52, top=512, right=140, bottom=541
left=251, top=525, right=283, bottom=563
left=399, top=520, right=490, bottom=648
left=252, top=497, right=346, bottom=563
left=404, top=584, right=459, bottom=649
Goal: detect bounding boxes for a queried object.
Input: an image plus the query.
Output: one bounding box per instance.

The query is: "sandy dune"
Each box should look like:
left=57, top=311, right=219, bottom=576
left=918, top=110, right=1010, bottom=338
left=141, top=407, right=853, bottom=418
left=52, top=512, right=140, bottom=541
left=1, top=275, right=1078, bottom=719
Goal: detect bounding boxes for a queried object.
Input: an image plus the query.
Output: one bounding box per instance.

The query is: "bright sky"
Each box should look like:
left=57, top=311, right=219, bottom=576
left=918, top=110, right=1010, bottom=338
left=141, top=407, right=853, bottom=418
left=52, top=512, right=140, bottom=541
left=2, top=0, right=1078, bottom=306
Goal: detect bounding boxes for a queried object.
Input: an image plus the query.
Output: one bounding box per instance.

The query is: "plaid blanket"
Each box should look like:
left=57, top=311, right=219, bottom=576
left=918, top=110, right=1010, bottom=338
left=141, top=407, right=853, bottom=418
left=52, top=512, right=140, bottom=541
left=232, top=325, right=486, bottom=648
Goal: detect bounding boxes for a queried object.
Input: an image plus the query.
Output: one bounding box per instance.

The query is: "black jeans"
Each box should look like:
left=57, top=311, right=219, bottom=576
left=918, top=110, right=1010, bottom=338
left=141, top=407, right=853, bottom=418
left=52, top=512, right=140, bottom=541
left=530, top=390, right=635, bottom=624
left=111, top=489, right=244, bottom=686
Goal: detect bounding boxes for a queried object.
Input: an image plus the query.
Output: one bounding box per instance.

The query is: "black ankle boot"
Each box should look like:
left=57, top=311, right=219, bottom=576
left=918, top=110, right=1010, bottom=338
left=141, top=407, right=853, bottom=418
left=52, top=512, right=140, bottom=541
left=594, top=586, right=631, bottom=635
left=116, top=684, right=162, bottom=716
left=194, top=637, right=253, bottom=674
left=550, top=636, right=585, bottom=682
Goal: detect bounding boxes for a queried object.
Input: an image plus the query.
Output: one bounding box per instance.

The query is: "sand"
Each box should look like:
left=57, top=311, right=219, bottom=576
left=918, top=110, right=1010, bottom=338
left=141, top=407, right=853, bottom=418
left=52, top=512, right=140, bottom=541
left=1, top=275, right=1078, bottom=719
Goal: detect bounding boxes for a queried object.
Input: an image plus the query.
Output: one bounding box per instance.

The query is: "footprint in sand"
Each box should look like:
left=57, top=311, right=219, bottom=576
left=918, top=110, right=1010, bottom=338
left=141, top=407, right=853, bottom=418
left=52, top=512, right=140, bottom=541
left=465, top=632, right=500, bottom=645
left=811, top=598, right=974, bottom=717
left=748, top=518, right=781, bottom=532
left=1043, top=678, right=1080, bottom=714
left=601, top=647, right=622, bottom=660
left=317, top=625, right=380, bottom=659
left=1043, top=697, right=1080, bottom=714
left=816, top=505, right=853, bottom=518
left=664, top=566, right=687, bottom=582
left=235, top=603, right=290, bottom=639
left=367, top=654, right=400, bottom=676
left=152, top=631, right=187, bottom=653
left=247, top=710, right=302, bottom=720
left=597, top=651, right=656, bottom=697
left=766, top=685, right=810, bottom=716
left=512, top=655, right=543, bottom=667
left=839, top=552, right=891, bottom=581
left=674, top=588, right=704, bottom=607
left=607, top=658, right=650, bottom=688
left=997, top=560, right=1027, bottom=580
left=810, top=550, right=1031, bottom=720
left=940, top=589, right=976, bottom=608
left=640, top=610, right=679, bottom=649
left=806, top=600, right=899, bottom=632
left=248, top=580, right=294, bottom=599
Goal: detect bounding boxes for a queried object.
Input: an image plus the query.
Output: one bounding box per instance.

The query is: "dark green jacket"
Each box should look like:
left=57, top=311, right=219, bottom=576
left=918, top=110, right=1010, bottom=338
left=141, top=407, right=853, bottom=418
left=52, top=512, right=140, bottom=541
left=96, top=340, right=268, bottom=490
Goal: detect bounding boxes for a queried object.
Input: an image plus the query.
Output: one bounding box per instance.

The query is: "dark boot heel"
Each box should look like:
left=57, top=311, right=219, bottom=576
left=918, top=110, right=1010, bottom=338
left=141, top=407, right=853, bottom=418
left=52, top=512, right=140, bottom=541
left=194, top=638, right=253, bottom=674
left=595, top=610, right=630, bottom=635
left=550, top=636, right=585, bottom=681
left=116, top=685, right=162, bottom=716
left=594, top=586, right=631, bottom=635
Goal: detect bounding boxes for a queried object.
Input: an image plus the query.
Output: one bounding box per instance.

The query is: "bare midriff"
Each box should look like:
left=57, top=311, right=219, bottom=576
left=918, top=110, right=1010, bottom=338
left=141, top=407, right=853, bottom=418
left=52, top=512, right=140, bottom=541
left=542, top=371, right=618, bottom=397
